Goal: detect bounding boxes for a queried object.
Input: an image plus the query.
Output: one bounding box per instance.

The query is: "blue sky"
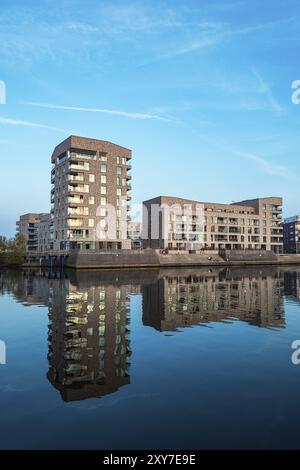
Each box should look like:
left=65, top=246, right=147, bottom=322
left=1, top=0, right=300, bottom=236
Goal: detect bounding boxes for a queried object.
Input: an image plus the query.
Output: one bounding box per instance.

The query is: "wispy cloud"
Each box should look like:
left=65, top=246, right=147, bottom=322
left=181, top=122, right=297, bottom=182
left=22, top=101, right=171, bottom=121
left=251, top=69, right=284, bottom=114
left=161, top=37, right=218, bottom=59
left=0, top=116, right=66, bottom=132
left=158, top=16, right=297, bottom=60
left=66, top=22, right=98, bottom=33
left=236, top=151, right=299, bottom=180
left=0, top=117, right=44, bottom=128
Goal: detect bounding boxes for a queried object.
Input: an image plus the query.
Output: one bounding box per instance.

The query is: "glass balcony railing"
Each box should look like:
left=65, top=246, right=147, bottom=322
left=69, top=162, right=90, bottom=171
left=68, top=174, right=84, bottom=182
left=68, top=184, right=89, bottom=193
left=68, top=197, right=84, bottom=204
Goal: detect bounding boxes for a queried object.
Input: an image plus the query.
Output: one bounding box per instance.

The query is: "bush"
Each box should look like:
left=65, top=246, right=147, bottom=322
left=2, top=250, right=24, bottom=266
left=0, top=234, right=26, bottom=267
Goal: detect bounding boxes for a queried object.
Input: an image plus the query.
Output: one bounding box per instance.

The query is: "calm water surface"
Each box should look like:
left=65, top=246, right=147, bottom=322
left=1, top=266, right=300, bottom=449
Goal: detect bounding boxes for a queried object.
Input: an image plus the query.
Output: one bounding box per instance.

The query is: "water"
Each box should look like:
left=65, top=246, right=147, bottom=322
left=0, top=265, right=300, bottom=449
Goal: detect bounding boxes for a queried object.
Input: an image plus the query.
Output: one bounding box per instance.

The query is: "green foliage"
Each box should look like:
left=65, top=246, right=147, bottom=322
left=0, top=236, right=8, bottom=251
left=2, top=250, right=24, bottom=266
left=0, top=234, right=26, bottom=266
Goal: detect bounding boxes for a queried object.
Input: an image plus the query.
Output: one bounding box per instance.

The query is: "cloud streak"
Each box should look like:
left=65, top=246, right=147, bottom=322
left=0, top=116, right=66, bottom=132
left=236, top=151, right=299, bottom=180
left=22, top=101, right=171, bottom=121
left=251, top=69, right=284, bottom=114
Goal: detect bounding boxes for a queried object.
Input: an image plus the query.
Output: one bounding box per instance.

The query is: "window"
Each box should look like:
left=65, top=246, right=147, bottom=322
left=89, top=219, right=95, bottom=227
left=101, top=164, right=107, bottom=173
left=122, top=178, right=126, bottom=186
left=89, top=196, right=95, bottom=205
left=117, top=157, right=120, bottom=164
left=122, top=157, right=126, bottom=165
left=117, top=177, right=120, bottom=185
left=117, top=188, right=122, bottom=196
left=101, top=197, right=107, bottom=206
left=101, top=186, right=106, bottom=195
left=89, top=174, right=95, bottom=182
left=100, top=154, right=107, bottom=161
left=117, top=166, right=122, bottom=174
left=99, top=208, right=106, bottom=217
left=101, top=175, right=106, bottom=183
left=100, top=219, right=106, bottom=228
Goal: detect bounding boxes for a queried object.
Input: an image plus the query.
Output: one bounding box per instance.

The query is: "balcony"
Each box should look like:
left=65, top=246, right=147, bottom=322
left=68, top=184, right=89, bottom=194
left=68, top=230, right=85, bottom=239
left=68, top=174, right=84, bottom=182
left=217, top=226, right=228, bottom=234
left=68, top=196, right=84, bottom=205
left=68, top=208, right=88, bottom=216
left=70, top=151, right=96, bottom=161
left=271, top=237, right=283, bottom=243
left=68, top=161, right=90, bottom=172
left=215, top=235, right=228, bottom=241
left=67, top=219, right=83, bottom=228
left=270, top=206, right=282, bottom=212
left=229, top=227, right=241, bottom=234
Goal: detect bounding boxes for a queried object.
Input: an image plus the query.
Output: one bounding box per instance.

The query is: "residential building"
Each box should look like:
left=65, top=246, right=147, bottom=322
left=51, top=135, right=132, bottom=252
left=142, top=196, right=283, bottom=253
left=128, top=221, right=142, bottom=249
left=16, top=213, right=50, bottom=252
left=283, top=215, right=300, bottom=253
left=37, top=213, right=53, bottom=253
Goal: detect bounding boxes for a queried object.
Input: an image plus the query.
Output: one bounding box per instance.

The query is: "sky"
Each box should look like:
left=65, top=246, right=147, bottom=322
left=1, top=0, right=300, bottom=237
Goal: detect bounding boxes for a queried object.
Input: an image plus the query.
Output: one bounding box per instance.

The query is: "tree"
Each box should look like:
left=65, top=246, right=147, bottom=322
left=14, top=234, right=27, bottom=252
left=0, top=234, right=26, bottom=266
left=0, top=236, right=8, bottom=251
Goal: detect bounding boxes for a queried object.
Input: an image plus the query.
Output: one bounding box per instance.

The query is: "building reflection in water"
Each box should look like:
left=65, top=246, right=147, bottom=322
left=142, top=267, right=286, bottom=331
left=284, top=271, right=300, bottom=302
left=2, top=266, right=300, bottom=402
left=47, top=273, right=133, bottom=402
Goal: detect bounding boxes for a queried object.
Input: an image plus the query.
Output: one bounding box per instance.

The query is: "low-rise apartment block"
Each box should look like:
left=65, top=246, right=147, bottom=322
left=16, top=213, right=50, bottom=252
left=283, top=216, right=300, bottom=253
left=51, top=135, right=132, bottom=251
left=37, top=213, right=53, bottom=253
left=143, top=196, right=283, bottom=253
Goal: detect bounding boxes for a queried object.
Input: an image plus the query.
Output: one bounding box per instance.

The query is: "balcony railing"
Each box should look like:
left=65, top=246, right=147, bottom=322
left=68, top=161, right=90, bottom=171
left=67, top=219, right=83, bottom=228
left=68, top=197, right=84, bottom=205
left=68, top=184, right=89, bottom=193
left=68, top=174, right=84, bottom=182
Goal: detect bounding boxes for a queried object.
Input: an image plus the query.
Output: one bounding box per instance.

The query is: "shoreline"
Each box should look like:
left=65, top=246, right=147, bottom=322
left=3, top=250, right=300, bottom=270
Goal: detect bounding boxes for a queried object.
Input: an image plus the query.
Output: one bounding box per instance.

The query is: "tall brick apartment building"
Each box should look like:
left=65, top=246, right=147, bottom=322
left=143, top=196, right=283, bottom=253
left=51, top=136, right=132, bottom=251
